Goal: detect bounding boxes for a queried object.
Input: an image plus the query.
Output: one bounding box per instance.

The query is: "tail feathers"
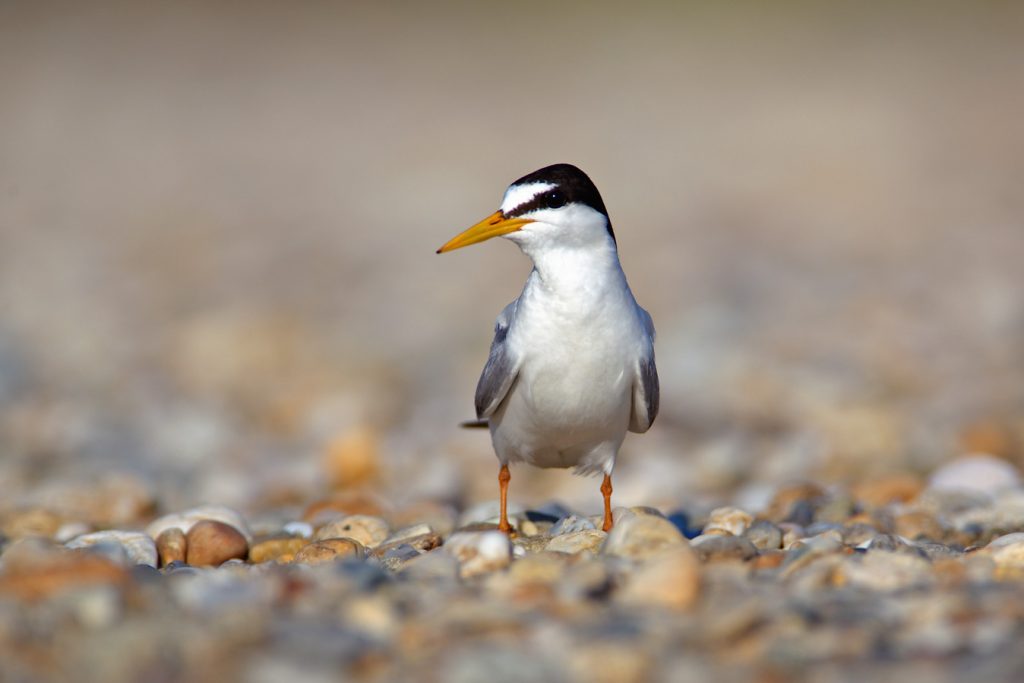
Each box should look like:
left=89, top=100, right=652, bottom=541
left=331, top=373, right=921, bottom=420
left=459, top=419, right=489, bottom=429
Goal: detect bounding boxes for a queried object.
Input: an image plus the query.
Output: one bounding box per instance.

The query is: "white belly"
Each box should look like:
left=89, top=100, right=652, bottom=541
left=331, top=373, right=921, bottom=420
left=489, top=304, right=640, bottom=475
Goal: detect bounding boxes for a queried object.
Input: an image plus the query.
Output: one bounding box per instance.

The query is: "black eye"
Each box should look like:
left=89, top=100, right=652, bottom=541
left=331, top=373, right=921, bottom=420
left=542, top=190, right=567, bottom=209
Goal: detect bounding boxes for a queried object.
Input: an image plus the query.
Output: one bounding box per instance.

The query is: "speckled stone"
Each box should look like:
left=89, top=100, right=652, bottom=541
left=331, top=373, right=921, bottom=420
left=313, top=514, right=390, bottom=548
left=293, top=538, right=366, bottom=565
left=249, top=536, right=308, bottom=564
left=744, top=520, right=783, bottom=550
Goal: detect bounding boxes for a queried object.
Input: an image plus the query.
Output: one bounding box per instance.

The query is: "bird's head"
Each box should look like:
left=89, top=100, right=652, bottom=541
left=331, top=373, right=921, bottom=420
left=437, top=163, right=616, bottom=255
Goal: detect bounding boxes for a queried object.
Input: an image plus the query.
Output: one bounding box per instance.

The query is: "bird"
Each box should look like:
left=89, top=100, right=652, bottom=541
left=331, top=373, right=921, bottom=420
left=437, top=163, right=659, bottom=534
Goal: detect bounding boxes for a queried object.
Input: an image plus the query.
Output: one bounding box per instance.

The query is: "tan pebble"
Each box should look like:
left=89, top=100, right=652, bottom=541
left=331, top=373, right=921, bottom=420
left=250, top=537, right=308, bottom=564
left=185, top=520, right=249, bottom=567
left=294, top=538, right=366, bottom=565
left=616, top=545, right=701, bottom=610
left=602, top=515, right=686, bottom=560
left=764, top=482, right=826, bottom=521
left=0, top=540, right=127, bottom=601
left=486, top=553, right=568, bottom=600
left=704, top=506, right=753, bottom=536
left=2, top=508, right=64, bottom=539
left=546, top=530, right=606, bottom=555
left=852, top=474, right=924, bottom=507
left=752, top=551, right=785, bottom=570
left=321, top=425, right=380, bottom=490
left=893, top=510, right=944, bottom=541
left=981, top=533, right=1024, bottom=579
left=568, top=642, right=652, bottom=683
left=313, top=514, right=389, bottom=548
left=156, top=528, right=187, bottom=566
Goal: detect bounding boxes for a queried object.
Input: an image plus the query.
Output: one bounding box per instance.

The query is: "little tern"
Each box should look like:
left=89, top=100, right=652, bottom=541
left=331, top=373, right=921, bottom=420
left=437, top=163, right=659, bottom=533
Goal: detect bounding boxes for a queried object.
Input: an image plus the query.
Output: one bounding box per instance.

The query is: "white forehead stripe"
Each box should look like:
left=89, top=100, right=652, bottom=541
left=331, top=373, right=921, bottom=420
left=500, top=182, right=555, bottom=215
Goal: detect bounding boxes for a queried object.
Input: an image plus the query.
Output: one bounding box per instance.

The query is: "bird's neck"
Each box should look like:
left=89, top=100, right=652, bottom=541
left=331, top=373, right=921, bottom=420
left=522, top=239, right=627, bottom=300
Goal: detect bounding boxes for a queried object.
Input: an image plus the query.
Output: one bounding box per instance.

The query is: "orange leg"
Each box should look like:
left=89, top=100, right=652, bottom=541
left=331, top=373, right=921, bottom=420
left=601, top=474, right=614, bottom=532
left=498, top=464, right=512, bottom=534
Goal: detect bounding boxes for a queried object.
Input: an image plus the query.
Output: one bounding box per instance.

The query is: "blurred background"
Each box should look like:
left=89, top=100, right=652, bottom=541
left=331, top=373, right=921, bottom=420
left=1, top=0, right=1022, bottom=523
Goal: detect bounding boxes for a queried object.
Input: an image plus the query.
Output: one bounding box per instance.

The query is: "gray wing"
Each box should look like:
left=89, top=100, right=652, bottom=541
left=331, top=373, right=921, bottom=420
left=474, top=300, right=521, bottom=420
left=628, top=308, right=660, bottom=433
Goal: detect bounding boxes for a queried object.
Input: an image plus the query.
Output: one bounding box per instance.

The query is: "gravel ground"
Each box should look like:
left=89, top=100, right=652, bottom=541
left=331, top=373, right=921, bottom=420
left=1, top=2, right=1023, bottom=682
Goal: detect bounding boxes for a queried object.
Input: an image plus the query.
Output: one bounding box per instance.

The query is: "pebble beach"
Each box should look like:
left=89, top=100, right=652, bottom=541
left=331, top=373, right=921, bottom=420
left=2, top=3, right=1024, bottom=682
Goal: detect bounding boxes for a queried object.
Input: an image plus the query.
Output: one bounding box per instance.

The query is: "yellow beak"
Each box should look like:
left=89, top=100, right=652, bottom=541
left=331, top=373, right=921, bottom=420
left=436, top=210, right=534, bottom=254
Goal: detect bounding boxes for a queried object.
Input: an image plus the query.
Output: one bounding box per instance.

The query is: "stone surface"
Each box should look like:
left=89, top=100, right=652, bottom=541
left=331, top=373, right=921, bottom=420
left=616, top=545, right=701, bottom=610
left=444, top=531, right=512, bottom=578
left=313, top=514, right=389, bottom=548
left=293, top=538, right=366, bottom=565
left=545, top=529, right=606, bottom=555
left=928, top=454, right=1022, bottom=496
left=65, top=530, right=158, bottom=567
left=185, top=520, right=249, bottom=567
left=249, top=536, right=309, bottom=564
left=602, top=514, right=687, bottom=560
left=703, top=506, right=754, bottom=536
left=156, top=528, right=188, bottom=566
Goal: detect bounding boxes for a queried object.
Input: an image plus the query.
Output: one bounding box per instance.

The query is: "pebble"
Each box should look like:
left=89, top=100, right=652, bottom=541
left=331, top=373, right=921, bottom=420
left=602, top=514, right=687, bottom=560
left=156, top=528, right=188, bottom=566
left=690, top=534, right=758, bottom=562
left=837, top=551, right=934, bottom=591
left=980, top=533, right=1024, bottom=578
left=313, top=514, right=390, bottom=548
left=293, top=538, right=366, bottom=565
left=249, top=537, right=309, bottom=564
left=928, top=454, right=1021, bottom=496
left=444, top=531, right=512, bottom=578
left=744, top=520, right=783, bottom=550
left=185, top=520, right=249, bottom=567
left=0, top=539, right=128, bottom=600
left=616, top=545, right=701, bottom=610
left=146, top=505, right=253, bottom=544
left=545, top=529, right=606, bottom=555
left=65, top=531, right=158, bottom=567
left=704, top=506, right=753, bottom=536
left=549, top=514, right=596, bottom=536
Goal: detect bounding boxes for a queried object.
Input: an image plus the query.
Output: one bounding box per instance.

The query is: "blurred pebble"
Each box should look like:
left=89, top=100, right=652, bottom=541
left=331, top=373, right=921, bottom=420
left=313, top=514, right=389, bottom=548
left=744, top=520, right=783, bottom=550
left=928, top=454, right=1021, bottom=496
left=294, top=538, right=366, bottom=565
left=545, top=529, right=606, bottom=555
left=837, top=551, right=933, bottom=591
left=602, top=514, right=686, bottom=560
left=981, top=533, right=1024, bottom=578
left=703, top=506, right=753, bottom=536
left=66, top=531, right=158, bottom=567
left=2, top=508, right=64, bottom=539
left=146, top=505, right=253, bottom=544
left=543, top=512, right=591, bottom=535
left=445, top=531, right=511, bottom=578
left=616, top=545, right=701, bottom=610
left=156, top=528, right=187, bottom=566
left=690, top=534, right=758, bottom=563
left=185, top=520, right=249, bottom=567
left=383, top=523, right=434, bottom=545
left=250, top=537, right=308, bottom=564
left=852, top=474, right=924, bottom=507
